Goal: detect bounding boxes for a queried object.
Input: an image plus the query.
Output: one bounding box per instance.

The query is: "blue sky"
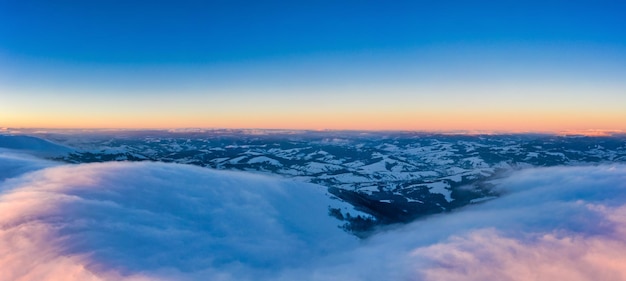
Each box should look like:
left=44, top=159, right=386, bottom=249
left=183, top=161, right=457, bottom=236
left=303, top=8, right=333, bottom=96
left=1, top=0, right=625, bottom=130
left=3, top=0, right=625, bottom=63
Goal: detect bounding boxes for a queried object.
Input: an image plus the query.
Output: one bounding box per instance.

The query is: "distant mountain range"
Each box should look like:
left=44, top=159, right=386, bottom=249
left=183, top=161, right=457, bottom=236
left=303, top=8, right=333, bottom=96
left=4, top=130, right=626, bottom=234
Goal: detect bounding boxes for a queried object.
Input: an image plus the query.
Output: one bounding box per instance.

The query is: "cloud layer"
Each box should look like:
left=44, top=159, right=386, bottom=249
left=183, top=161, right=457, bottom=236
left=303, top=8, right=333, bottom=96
left=0, top=159, right=358, bottom=281
left=0, top=150, right=58, bottom=182
left=1, top=151, right=626, bottom=281
left=347, top=165, right=626, bottom=281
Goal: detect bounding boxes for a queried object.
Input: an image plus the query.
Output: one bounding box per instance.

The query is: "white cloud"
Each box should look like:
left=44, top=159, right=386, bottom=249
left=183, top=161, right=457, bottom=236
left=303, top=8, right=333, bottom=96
left=273, top=165, right=626, bottom=281
left=0, top=150, right=58, bottom=182
left=414, top=226, right=626, bottom=281
left=360, top=165, right=626, bottom=281
left=0, top=160, right=357, bottom=281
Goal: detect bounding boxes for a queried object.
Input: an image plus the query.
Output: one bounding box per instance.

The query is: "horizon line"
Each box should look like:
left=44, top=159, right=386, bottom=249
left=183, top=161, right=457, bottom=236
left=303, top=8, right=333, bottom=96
left=2, top=127, right=625, bottom=137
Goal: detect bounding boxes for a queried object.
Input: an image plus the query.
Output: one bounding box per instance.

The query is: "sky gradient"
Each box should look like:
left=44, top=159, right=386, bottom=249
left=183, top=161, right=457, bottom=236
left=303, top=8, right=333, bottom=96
left=1, top=0, right=625, bottom=131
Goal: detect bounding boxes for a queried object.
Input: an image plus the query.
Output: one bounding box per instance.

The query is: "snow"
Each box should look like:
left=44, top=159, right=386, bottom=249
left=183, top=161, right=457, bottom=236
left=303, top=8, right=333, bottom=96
left=93, top=147, right=128, bottom=154
left=320, top=173, right=370, bottom=183
left=247, top=156, right=282, bottom=166
left=525, top=152, right=539, bottom=159
left=426, top=181, right=452, bottom=202
left=359, top=160, right=388, bottom=173
left=463, top=156, right=488, bottom=168
left=211, top=157, right=230, bottom=163
left=546, top=152, right=566, bottom=158
left=0, top=135, right=73, bottom=157
left=227, top=155, right=247, bottom=164
left=302, top=162, right=343, bottom=174
left=446, top=166, right=466, bottom=174
left=344, top=160, right=366, bottom=168
left=357, top=185, right=380, bottom=193
left=379, top=144, right=399, bottom=152
left=443, top=174, right=463, bottom=182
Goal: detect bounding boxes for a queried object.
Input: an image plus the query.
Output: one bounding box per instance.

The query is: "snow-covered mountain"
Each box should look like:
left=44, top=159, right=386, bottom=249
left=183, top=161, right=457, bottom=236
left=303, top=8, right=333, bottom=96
left=3, top=131, right=626, bottom=280
left=0, top=134, right=74, bottom=157
left=18, top=130, right=625, bottom=232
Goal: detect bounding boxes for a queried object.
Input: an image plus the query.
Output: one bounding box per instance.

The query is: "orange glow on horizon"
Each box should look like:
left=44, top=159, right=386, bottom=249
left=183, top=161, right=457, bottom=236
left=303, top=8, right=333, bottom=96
left=2, top=108, right=624, bottom=134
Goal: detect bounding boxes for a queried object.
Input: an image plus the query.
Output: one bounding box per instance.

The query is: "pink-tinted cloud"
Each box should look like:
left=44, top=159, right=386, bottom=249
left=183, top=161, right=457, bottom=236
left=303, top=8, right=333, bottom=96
left=414, top=227, right=626, bottom=281
left=0, top=160, right=358, bottom=281
left=280, top=165, right=626, bottom=281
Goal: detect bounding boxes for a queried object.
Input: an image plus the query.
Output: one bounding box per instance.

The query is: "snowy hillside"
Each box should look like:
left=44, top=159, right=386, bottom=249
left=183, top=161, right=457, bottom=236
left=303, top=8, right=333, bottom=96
left=10, top=130, right=626, bottom=229
left=0, top=134, right=74, bottom=156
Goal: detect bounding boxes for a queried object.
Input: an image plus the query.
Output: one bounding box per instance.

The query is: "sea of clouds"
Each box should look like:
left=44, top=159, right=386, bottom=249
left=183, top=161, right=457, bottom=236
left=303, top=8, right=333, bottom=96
left=1, top=142, right=626, bottom=280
